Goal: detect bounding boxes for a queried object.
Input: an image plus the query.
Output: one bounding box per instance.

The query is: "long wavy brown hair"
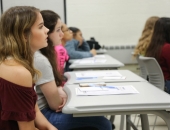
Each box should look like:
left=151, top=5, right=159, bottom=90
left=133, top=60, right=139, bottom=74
left=133, top=16, right=159, bottom=57
left=145, top=17, right=170, bottom=62
left=40, top=10, right=62, bottom=86
left=0, top=6, right=40, bottom=82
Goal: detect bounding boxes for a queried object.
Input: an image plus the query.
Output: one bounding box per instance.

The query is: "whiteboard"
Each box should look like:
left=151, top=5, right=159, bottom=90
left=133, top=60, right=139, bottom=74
left=2, top=0, right=65, bottom=22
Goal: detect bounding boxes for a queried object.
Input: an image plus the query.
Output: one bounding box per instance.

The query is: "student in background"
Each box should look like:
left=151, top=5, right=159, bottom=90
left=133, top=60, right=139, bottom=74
left=64, top=26, right=96, bottom=59
left=69, top=27, right=93, bottom=52
left=61, top=23, right=73, bottom=46
left=0, top=6, right=57, bottom=130
left=34, top=10, right=112, bottom=130
left=133, top=16, right=159, bottom=57
left=145, top=17, right=170, bottom=93
left=42, top=10, right=69, bottom=74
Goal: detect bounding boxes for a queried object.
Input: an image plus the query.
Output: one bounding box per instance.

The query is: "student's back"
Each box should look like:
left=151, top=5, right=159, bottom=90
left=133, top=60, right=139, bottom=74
left=145, top=17, right=170, bottom=93
left=133, top=16, right=159, bottom=57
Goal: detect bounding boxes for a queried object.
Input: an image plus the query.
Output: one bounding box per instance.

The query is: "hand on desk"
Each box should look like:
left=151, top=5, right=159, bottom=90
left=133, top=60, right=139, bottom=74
left=90, top=49, right=96, bottom=56
left=56, top=87, right=68, bottom=112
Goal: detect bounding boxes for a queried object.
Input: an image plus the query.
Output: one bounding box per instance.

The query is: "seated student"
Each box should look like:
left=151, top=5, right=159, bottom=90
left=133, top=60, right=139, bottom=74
left=145, top=17, right=170, bottom=93
left=54, top=44, right=69, bottom=73
left=0, top=6, right=56, bottom=130
left=43, top=13, right=69, bottom=75
left=133, top=16, right=159, bottom=57
left=34, top=10, right=113, bottom=130
left=64, top=26, right=96, bottom=59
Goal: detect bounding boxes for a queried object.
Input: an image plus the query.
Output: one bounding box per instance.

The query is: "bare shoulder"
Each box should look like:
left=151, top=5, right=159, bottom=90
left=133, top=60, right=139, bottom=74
left=0, top=63, right=32, bottom=87
left=12, top=66, right=32, bottom=87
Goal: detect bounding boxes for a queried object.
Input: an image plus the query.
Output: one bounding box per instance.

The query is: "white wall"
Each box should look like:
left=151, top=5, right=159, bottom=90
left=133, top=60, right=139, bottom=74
left=2, top=0, right=65, bottom=22
left=67, top=0, right=170, bottom=46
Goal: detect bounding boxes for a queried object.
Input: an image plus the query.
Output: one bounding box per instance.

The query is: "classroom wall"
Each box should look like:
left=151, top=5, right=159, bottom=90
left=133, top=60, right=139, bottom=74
left=2, top=0, right=65, bottom=22
left=66, top=0, right=170, bottom=46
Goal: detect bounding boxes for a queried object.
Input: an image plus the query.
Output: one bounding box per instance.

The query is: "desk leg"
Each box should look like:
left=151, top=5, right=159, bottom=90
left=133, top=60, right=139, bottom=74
left=120, top=115, right=124, bottom=130
left=126, top=115, right=131, bottom=130
left=140, top=114, right=149, bottom=130
left=110, top=115, right=115, bottom=123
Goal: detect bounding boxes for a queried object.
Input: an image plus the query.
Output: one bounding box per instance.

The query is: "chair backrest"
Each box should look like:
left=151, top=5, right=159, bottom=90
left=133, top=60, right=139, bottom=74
left=136, top=55, right=148, bottom=79
left=131, top=52, right=147, bottom=79
left=138, top=56, right=164, bottom=90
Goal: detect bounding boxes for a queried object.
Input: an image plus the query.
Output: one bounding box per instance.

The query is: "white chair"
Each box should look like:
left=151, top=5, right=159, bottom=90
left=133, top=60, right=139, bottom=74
left=131, top=52, right=147, bottom=79
left=138, top=56, right=165, bottom=130
left=136, top=55, right=148, bottom=80
left=138, top=56, right=164, bottom=90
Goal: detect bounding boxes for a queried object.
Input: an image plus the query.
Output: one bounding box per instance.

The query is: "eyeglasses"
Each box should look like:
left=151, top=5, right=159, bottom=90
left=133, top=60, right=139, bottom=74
left=62, top=28, right=72, bottom=33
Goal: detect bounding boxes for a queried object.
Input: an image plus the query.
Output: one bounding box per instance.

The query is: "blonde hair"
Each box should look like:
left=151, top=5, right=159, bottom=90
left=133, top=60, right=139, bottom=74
left=0, top=6, right=40, bottom=82
left=133, top=16, right=159, bottom=57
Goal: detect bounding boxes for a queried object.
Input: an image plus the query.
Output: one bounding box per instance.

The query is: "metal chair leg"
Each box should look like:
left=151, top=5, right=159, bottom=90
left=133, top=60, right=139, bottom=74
left=152, top=116, right=157, bottom=130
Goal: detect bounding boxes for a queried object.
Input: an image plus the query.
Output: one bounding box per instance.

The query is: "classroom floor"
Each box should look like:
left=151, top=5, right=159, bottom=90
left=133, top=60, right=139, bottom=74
left=113, top=64, right=168, bottom=130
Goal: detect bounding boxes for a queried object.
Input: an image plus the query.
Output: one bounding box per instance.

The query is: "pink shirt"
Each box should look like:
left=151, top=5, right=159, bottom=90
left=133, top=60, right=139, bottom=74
left=54, top=44, right=69, bottom=73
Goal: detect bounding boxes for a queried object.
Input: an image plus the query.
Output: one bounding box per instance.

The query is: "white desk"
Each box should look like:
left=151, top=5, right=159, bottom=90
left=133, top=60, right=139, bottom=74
left=96, top=49, right=107, bottom=54
left=64, top=70, right=146, bottom=84
left=69, top=54, right=124, bottom=70
left=69, top=54, right=109, bottom=64
left=62, top=82, right=170, bottom=130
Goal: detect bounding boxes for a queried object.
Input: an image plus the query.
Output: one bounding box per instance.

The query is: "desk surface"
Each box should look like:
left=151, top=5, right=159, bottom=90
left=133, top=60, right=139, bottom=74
left=64, top=70, right=146, bottom=84
left=62, top=82, right=170, bottom=114
left=69, top=54, right=109, bottom=64
left=69, top=54, right=124, bottom=69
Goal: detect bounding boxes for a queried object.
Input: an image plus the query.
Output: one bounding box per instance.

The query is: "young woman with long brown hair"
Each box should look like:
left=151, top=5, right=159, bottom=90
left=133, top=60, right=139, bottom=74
left=145, top=17, right=170, bottom=93
left=34, top=10, right=112, bottom=130
left=133, top=16, right=159, bottom=57
left=0, top=6, right=57, bottom=130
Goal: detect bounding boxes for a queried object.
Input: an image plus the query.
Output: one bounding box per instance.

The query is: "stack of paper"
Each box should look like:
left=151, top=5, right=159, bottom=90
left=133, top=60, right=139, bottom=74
left=76, top=85, right=139, bottom=96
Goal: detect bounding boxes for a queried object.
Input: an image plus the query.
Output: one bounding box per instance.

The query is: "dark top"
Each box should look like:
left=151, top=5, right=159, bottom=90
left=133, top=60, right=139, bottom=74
left=65, top=39, right=93, bottom=59
left=160, top=43, right=170, bottom=80
left=0, top=78, right=37, bottom=130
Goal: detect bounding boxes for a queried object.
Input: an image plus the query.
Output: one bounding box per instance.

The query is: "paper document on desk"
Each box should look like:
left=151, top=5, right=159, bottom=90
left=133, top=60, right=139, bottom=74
left=78, top=87, right=108, bottom=91
left=94, top=59, right=106, bottom=63
left=79, top=60, right=94, bottom=64
left=73, top=60, right=81, bottom=63
left=76, top=85, right=139, bottom=96
left=78, top=59, right=106, bottom=64
left=103, top=76, right=126, bottom=80
left=79, top=82, right=106, bottom=87
left=76, top=71, right=122, bottom=78
left=73, top=57, right=95, bottom=64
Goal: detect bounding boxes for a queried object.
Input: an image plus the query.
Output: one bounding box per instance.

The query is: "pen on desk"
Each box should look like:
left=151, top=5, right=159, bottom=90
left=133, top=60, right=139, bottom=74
left=76, top=77, right=97, bottom=80
left=93, top=44, right=95, bottom=49
left=102, top=86, right=119, bottom=90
